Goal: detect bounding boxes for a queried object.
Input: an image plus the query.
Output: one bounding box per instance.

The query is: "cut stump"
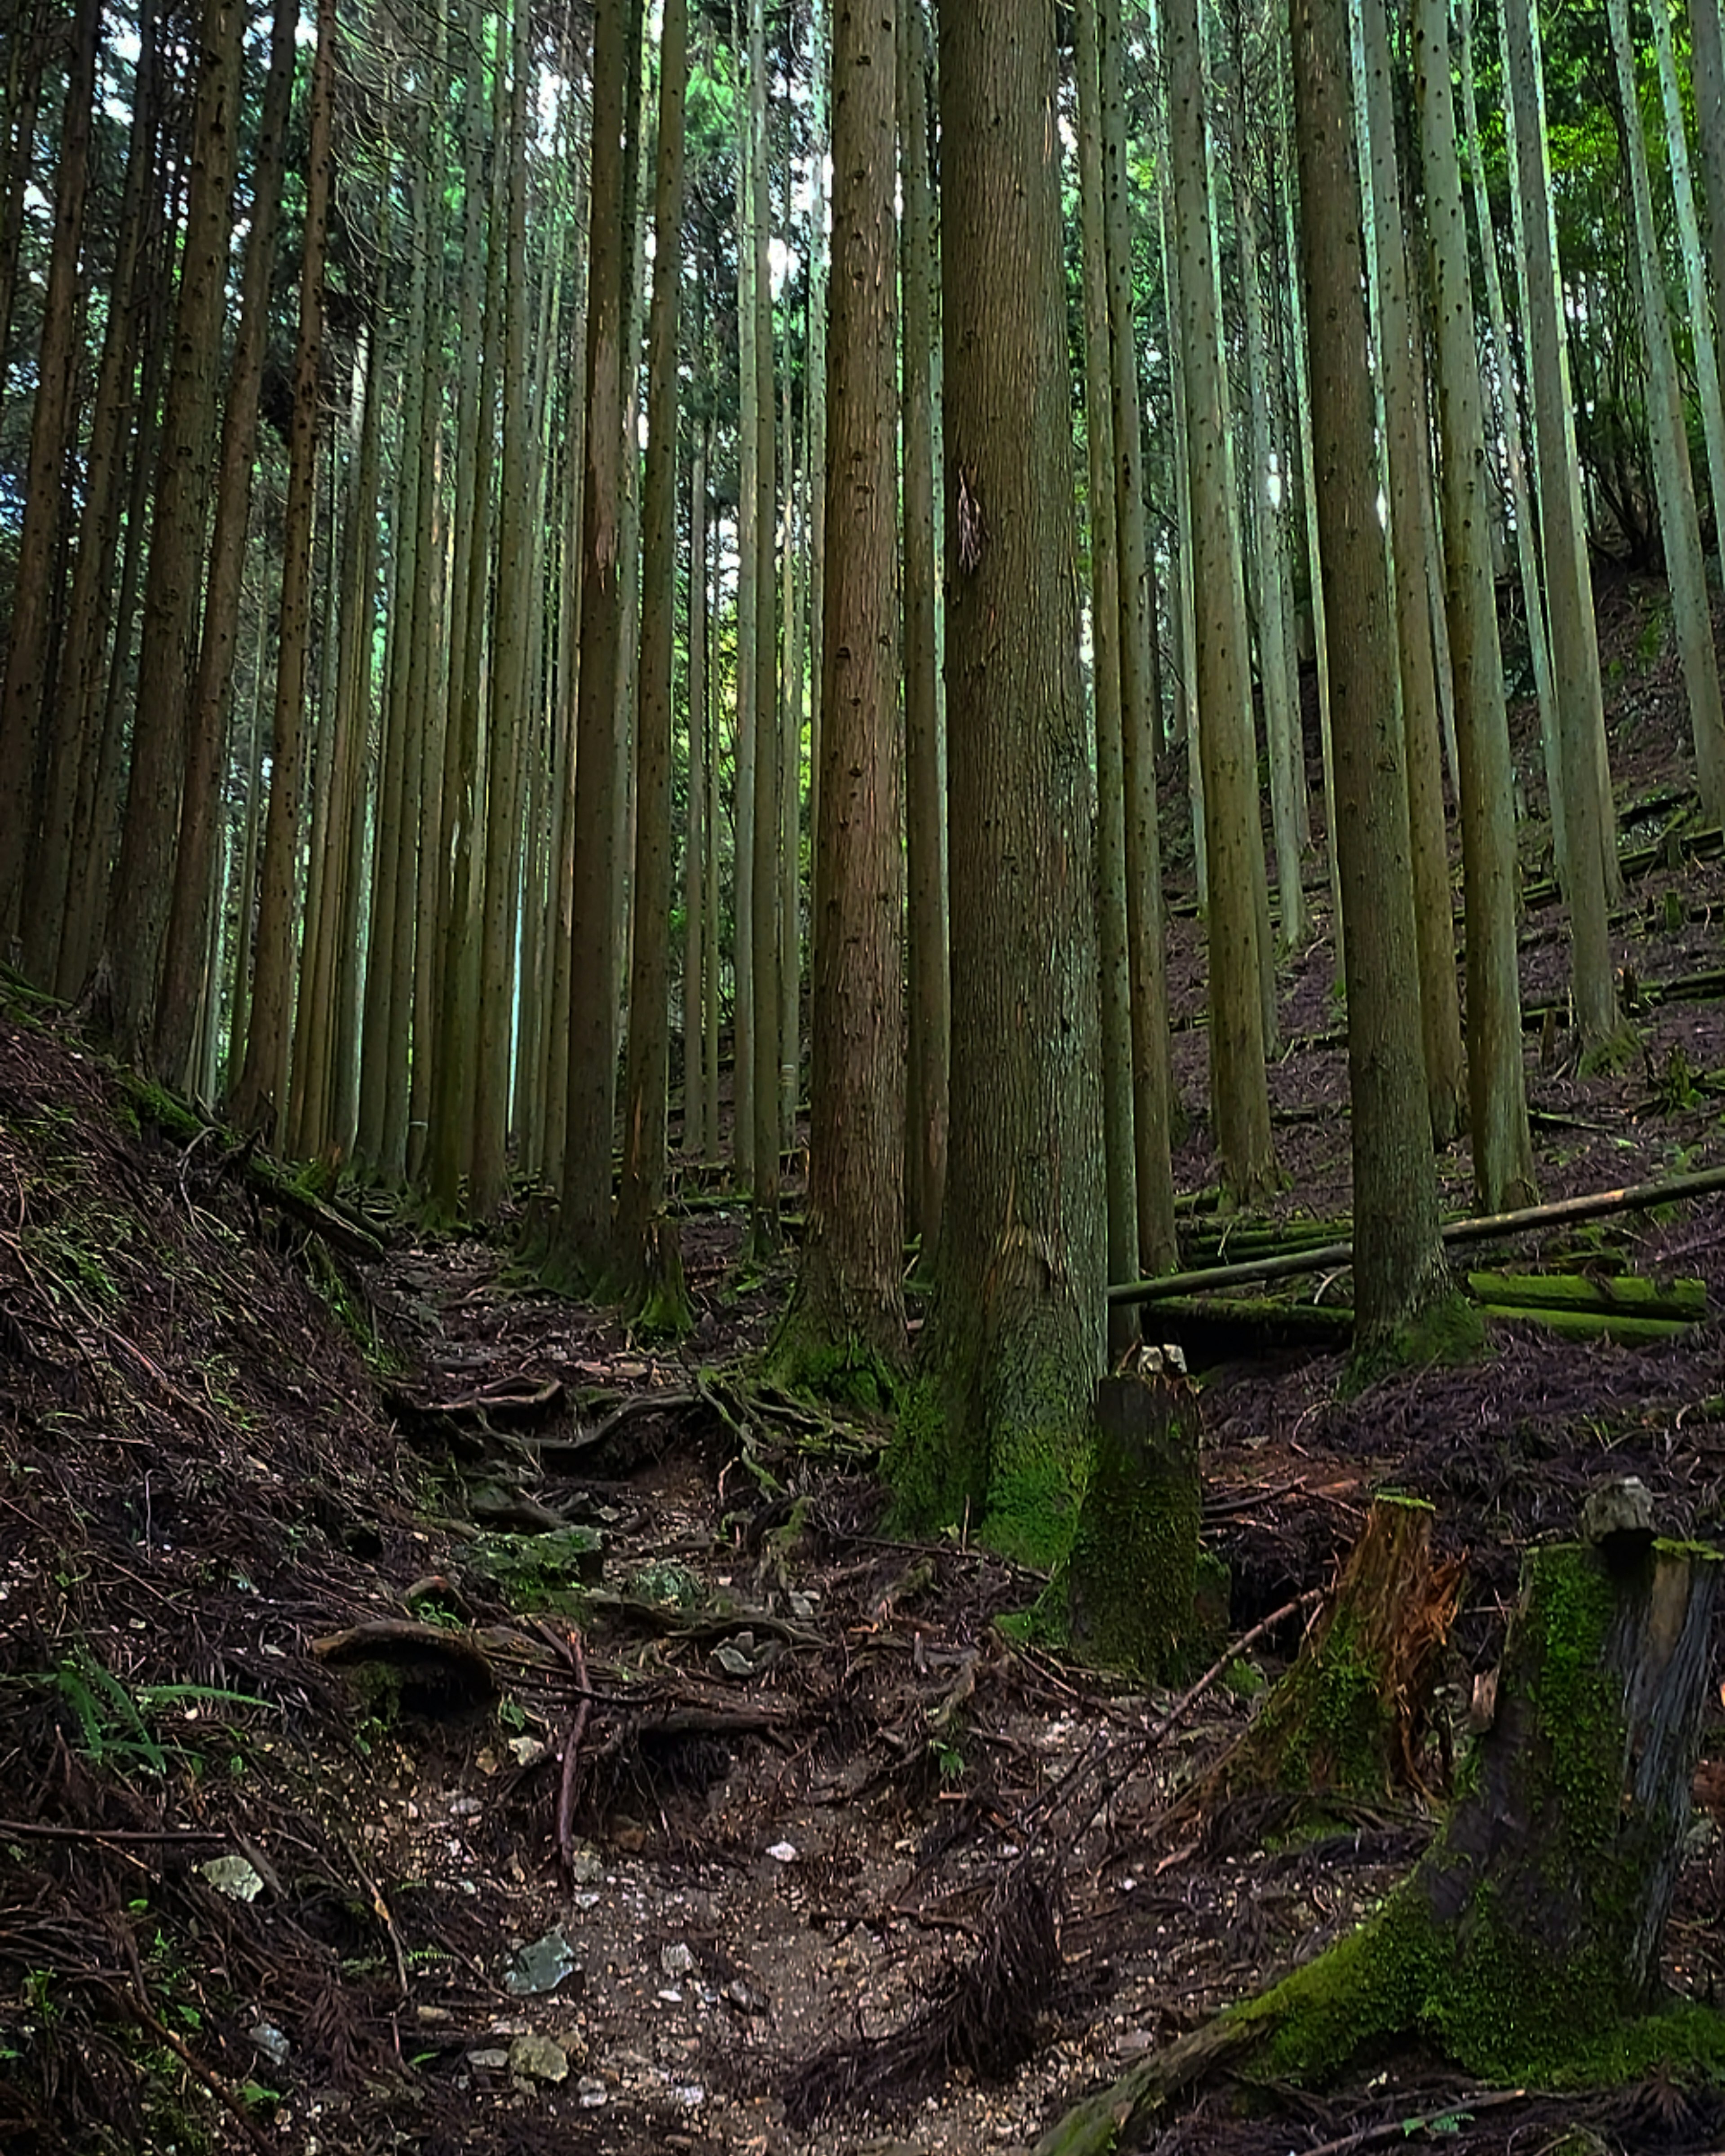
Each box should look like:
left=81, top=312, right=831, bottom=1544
left=1064, top=1373, right=1200, bottom=1682
left=1035, top=1493, right=1725, bottom=2152
left=1205, top=1492, right=1461, bottom=1808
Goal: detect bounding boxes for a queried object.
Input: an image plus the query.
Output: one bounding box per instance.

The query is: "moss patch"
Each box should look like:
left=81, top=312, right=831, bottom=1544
left=467, top=1527, right=603, bottom=1616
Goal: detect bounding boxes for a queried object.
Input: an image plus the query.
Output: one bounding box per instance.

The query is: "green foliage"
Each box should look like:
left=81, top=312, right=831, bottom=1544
left=21, top=1648, right=269, bottom=1780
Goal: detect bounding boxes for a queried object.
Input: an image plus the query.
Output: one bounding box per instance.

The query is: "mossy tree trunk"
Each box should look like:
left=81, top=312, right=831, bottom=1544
left=890, top=0, right=1106, bottom=1572
left=1064, top=1374, right=1199, bottom=1683
left=1037, top=1521, right=1724, bottom=2154
left=1252, top=1529, right=1723, bottom=2086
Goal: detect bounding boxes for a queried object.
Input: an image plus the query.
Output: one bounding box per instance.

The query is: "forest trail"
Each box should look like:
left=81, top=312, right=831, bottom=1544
left=5, top=574, right=1725, bottom=2153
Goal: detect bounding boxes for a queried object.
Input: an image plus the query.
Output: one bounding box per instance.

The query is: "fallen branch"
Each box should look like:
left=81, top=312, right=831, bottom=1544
left=1111, top=1163, right=1725, bottom=1306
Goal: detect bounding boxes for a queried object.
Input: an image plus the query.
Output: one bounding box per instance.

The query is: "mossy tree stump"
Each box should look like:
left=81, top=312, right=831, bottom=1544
left=1248, top=1512, right=1724, bottom=2085
left=1215, top=1492, right=1461, bottom=1806
left=1063, top=1374, right=1200, bottom=1682
left=1036, top=1499, right=1725, bottom=2151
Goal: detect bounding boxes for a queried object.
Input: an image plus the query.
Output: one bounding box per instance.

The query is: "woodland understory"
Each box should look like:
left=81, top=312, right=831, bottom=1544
left=4, top=583, right=1725, bottom=2156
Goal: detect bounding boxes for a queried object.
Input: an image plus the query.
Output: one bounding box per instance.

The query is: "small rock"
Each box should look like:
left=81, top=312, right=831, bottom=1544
left=468, top=2048, right=510, bottom=2071
left=504, top=1926, right=578, bottom=1996
left=576, top=2076, right=608, bottom=2108
left=200, top=1855, right=265, bottom=1903
left=508, top=1735, right=549, bottom=1767
left=567, top=1845, right=604, bottom=1883
left=448, top=1794, right=482, bottom=1819
left=660, top=1942, right=696, bottom=1976
left=509, top=2032, right=569, bottom=2084
left=250, top=2021, right=290, bottom=2065
left=765, top=1842, right=798, bottom=1864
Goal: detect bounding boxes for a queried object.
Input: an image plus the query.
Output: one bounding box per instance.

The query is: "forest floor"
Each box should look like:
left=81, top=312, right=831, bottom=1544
left=6, top=569, right=1725, bottom=2156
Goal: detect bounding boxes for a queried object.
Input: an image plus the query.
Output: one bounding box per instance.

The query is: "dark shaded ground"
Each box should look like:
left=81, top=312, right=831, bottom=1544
left=3, top=569, right=1725, bottom=2155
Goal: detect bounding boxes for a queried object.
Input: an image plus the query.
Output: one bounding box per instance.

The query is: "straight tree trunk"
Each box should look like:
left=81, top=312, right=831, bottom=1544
left=229, top=0, right=333, bottom=1134
left=1692, top=0, right=1725, bottom=365
left=1162, top=0, right=1278, bottom=1202
left=895, top=0, right=1106, bottom=1570
left=1457, top=0, right=1558, bottom=858
left=1292, top=0, right=1450, bottom=1347
left=613, top=0, right=691, bottom=1328
left=101, top=0, right=241, bottom=1054
left=1101, top=0, right=1177, bottom=1279
left=0, top=0, right=99, bottom=957
left=732, top=0, right=757, bottom=1193
left=1606, top=0, right=1725, bottom=815
left=749, top=0, right=781, bottom=1252
left=1359, top=0, right=1466, bottom=1147
left=473, top=6, right=535, bottom=1218
left=1221, top=0, right=1305, bottom=956
left=153, top=0, right=297, bottom=1086
left=1414, top=0, right=1536, bottom=1214
left=33, top=0, right=158, bottom=992
left=900, top=0, right=947, bottom=1265
left=770, top=0, right=905, bottom=1392
left=1076, top=0, right=1138, bottom=1361
left=684, top=421, right=709, bottom=1164
left=1501, top=0, right=1619, bottom=1046
left=551, top=0, right=632, bottom=1288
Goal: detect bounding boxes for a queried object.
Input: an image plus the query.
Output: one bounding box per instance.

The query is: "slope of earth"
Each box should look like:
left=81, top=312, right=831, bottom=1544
left=3, top=574, right=1725, bottom=2156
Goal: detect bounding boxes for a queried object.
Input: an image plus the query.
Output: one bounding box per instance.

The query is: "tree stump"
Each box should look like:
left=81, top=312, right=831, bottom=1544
left=1063, top=1373, right=1200, bottom=1682
left=1034, top=1489, right=1725, bottom=2152
left=1246, top=1494, right=1724, bottom=2085
left=1213, top=1492, right=1461, bottom=1807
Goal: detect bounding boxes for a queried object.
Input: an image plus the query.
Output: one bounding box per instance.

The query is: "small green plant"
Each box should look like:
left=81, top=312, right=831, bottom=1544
left=23, top=1650, right=270, bottom=1780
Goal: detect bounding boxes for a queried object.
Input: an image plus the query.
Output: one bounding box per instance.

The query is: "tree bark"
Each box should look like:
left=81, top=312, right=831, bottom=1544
left=229, top=0, right=333, bottom=1134
left=551, top=0, right=632, bottom=1287
left=614, top=0, right=691, bottom=1330
left=1162, top=0, right=1278, bottom=1203
left=1292, top=0, right=1451, bottom=1348
left=770, top=0, right=905, bottom=1395
left=0, top=0, right=99, bottom=958
left=893, top=0, right=1105, bottom=1571
left=1414, top=0, right=1537, bottom=1214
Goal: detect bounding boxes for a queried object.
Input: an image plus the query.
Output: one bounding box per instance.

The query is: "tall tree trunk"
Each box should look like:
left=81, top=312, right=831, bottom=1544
left=1457, top=0, right=1558, bottom=861
left=684, top=418, right=709, bottom=1165
left=732, top=0, right=757, bottom=1194
left=1221, top=0, right=1305, bottom=956
left=1076, top=0, right=1138, bottom=1360
left=1501, top=0, right=1619, bottom=1046
left=229, top=0, right=333, bottom=1133
left=749, top=0, right=781, bottom=1253
left=1292, top=0, right=1449, bottom=1348
left=1606, top=0, right=1725, bottom=813
left=153, top=0, right=297, bottom=1086
left=551, top=0, right=632, bottom=1288
left=1099, top=0, right=1177, bottom=1279
left=1692, top=0, right=1725, bottom=362
left=101, top=0, right=240, bottom=1054
left=894, top=0, right=1105, bottom=1570
left=900, top=0, right=947, bottom=1266
left=1414, top=0, right=1536, bottom=1214
left=1359, top=0, right=1466, bottom=1146
left=1162, top=0, right=1278, bottom=1202
left=614, top=0, right=691, bottom=1327
left=473, top=3, right=535, bottom=1219
left=770, top=0, right=905, bottom=1390
left=34, top=0, right=159, bottom=992
left=0, top=0, right=99, bottom=958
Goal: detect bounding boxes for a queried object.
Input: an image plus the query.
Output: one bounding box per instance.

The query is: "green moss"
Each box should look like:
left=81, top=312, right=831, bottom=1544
left=885, top=1374, right=987, bottom=1544
left=765, top=1329, right=902, bottom=1415
left=1346, top=1291, right=1485, bottom=1393
left=467, top=1527, right=603, bottom=1616
left=116, top=1073, right=207, bottom=1145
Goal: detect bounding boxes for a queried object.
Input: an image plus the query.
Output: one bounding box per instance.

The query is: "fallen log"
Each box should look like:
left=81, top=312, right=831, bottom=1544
left=1110, top=1163, right=1725, bottom=1307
